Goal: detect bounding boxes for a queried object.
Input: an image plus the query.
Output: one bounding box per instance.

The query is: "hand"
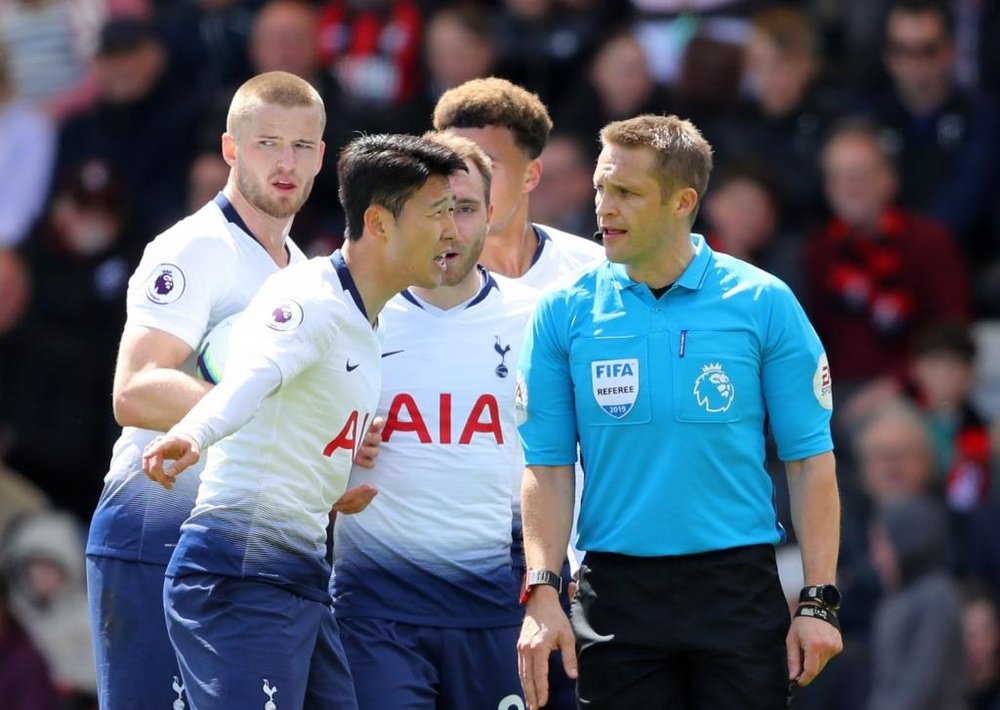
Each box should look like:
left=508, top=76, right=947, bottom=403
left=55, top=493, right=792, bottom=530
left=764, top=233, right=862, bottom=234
left=331, top=484, right=379, bottom=514
left=517, top=590, right=578, bottom=710
left=142, top=433, right=201, bottom=490
left=352, top=416, right=385, bottom=469
left=786, top=611, right=843, bottom=686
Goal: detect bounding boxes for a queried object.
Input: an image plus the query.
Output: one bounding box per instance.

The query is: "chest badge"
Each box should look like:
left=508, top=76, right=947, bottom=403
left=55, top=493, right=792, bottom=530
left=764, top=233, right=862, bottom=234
left=591, top=358, right=639, bottom=419
left=694, top=363, right=735, bottom=413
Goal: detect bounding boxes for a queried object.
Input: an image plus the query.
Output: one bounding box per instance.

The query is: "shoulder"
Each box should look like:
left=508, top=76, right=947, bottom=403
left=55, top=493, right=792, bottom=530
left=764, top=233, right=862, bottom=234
left=142, top=202, right=235, bottom=261
left=535, top=224, right=604, bottom=262
left=708, top=250, right=794, bottom=300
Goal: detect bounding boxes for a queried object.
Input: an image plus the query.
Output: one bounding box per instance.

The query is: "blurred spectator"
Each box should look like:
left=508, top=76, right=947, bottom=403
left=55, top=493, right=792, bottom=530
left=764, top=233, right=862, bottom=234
left=868, top=0, right=1000, bottom=259
left=700, top=160, right=804, bottom=295
left=0, top=0, right=88, bottom=108
left=963, top=583, right=1000, bottom=709
left=186, top=150, right=230, bottom=214
left=908, top=322, right=992, bottom=511
left=529, top=132, right=597, bottom=238
left=1, top=511, right=96, bottom=704
left=392, top=4, right=499, bottom=135
left=555, top=28, right=676, bottom=162
left=0, top=38, right=55, bottom=250
left=708, top=5, right=843, bottom=233
left=838, top=401, right=938, bottom=642
left=0, top=458, right=49, bottom=554
left=157, top=0, right=254, bottom=99
left=629, top=0, right=751, bottom=89
left=0, top=573, right=58, bottom=710
left=495, top=0, right=600, bottom=109
left=4, top=160, right=137, bottom=519
left=868, top=495, right=966, bottom=710
left=317, top=0, right=423, bottom=109
left=805, top=119, right=970, bottom=397
left=56, top=17, right=203, bottom=240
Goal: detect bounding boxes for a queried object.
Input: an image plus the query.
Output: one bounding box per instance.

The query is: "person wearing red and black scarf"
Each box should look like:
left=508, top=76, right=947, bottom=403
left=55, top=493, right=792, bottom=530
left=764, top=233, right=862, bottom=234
left=805, top=119, right=971, bottom=393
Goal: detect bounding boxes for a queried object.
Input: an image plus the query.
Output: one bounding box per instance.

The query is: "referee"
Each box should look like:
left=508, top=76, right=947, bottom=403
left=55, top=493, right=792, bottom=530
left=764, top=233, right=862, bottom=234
left=515, top=114, right=843, bottom=709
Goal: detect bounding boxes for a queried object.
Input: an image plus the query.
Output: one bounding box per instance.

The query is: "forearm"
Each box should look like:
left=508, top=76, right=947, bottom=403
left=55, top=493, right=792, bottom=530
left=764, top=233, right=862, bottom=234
left=786, top=451, right=840, bottom=584
left=113, top=368, right=214, bottom=431
left=170, top=356, right=281, bottom=449
left=522, top=464, right=575, bottom=573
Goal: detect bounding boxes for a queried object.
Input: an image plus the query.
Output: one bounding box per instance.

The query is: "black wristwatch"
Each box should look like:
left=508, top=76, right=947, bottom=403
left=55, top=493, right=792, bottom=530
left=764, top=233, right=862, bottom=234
left=519, top=568, right=563, bottom=604
left=799, top=584, right=842, bottom=612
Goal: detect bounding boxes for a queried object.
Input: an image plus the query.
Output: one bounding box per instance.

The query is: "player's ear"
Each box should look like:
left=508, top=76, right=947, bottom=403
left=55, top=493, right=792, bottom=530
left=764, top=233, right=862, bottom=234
left=363, top=204, right=391, bottom=242
left=221, top=133, right=237, bottom=168
left=523, top=157, right=542, bottom=195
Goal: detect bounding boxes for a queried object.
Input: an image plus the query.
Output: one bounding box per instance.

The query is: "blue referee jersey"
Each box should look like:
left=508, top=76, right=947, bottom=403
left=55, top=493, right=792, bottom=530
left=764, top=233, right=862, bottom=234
left=517, top=235, right=833, bottom=556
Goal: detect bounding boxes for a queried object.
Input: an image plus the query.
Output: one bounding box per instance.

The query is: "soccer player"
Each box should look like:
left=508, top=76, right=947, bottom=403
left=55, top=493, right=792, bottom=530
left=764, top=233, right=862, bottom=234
left=331, top=131, right=534, bottom=709
left=142, top=133, right=465, bottom=709
left=516, top=115, right=843, bottom=709
left=433, top=77, right=603, bottom=709
left=84, top=71, right=346, bottom=709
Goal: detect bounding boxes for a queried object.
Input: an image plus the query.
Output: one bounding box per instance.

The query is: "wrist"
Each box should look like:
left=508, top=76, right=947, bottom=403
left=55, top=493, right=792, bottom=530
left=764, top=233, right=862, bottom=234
left=799, top=584, right=842, bottom=612
left=795, top=602, right=840, bottom=630
left=519, top=567, right=563, bottom=605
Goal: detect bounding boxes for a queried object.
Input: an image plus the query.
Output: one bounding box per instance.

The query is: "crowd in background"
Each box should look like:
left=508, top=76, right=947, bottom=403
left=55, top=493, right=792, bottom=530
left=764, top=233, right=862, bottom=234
left=0, top=0, right=999, bottom=707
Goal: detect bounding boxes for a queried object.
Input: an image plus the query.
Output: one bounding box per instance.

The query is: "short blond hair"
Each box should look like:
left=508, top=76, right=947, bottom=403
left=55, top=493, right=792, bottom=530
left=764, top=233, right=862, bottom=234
left=226, top=71, right=325, bottom=136
left=422, top=130, right=492, bottom=204
left=599, top=114, right=714, bottom=200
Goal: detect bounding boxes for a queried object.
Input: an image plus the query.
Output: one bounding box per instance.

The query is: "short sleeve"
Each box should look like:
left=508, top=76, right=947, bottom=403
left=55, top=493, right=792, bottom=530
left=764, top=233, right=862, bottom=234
left=125, top=235, right=233, bottom=349
left=761, top=281, right=834, bottom=461
left=517, top=290, right=578, bottom=466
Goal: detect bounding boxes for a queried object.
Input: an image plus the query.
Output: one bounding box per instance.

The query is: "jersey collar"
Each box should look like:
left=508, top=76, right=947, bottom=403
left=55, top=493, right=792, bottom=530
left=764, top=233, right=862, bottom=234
left=608, top=234, right=712, bottom=293
left=213, top=192, right=291, bottom=261
left=330, top=249, right=369, bottom=321
left=400, top=265, right=499, bottom=310
left=529, top=224, right=551, bottom=268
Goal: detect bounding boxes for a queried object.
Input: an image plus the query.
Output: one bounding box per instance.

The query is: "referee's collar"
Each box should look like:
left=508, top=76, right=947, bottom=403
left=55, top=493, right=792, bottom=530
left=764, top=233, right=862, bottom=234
left=608, top=234, right=711, bottom=293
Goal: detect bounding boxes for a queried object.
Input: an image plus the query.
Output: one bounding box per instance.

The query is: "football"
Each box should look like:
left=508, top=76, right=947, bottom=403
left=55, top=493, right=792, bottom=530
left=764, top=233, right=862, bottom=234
left=195, top=313, right=239, bottom=384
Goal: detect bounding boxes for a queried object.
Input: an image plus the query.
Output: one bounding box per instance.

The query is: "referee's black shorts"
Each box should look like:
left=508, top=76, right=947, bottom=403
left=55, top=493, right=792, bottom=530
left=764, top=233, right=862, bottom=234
left=572, top=544, right=791, bottom=710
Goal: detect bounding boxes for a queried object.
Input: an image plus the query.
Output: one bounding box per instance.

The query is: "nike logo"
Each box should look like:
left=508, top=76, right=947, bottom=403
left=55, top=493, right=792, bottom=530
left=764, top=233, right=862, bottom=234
left=346, top=361, right=360, bottom=372
left=381, top=350, right=405, bottom=358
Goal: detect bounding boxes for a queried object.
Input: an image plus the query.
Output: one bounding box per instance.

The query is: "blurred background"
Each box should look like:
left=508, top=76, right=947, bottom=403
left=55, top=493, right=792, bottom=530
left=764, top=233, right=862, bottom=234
left=1, top=1, right=999, bottom=707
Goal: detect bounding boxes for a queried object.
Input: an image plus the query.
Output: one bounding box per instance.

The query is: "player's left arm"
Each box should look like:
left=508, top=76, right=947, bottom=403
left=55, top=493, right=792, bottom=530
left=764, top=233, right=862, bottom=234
left=760, top=280, right=843, bottom=686
left=785, top=452, right=842, bottom=686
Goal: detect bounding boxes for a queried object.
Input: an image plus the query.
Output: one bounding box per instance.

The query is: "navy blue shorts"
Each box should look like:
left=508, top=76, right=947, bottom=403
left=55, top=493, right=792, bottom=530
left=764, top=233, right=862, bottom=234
left=87, top=555, right=187, bottom=709
left=339, top=616, right=523, bottom=710
left=164, top=573, right=356, bottom=710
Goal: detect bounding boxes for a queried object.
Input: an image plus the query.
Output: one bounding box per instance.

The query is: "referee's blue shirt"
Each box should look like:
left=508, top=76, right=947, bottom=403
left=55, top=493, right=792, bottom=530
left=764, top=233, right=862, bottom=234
left=517, top=235, right=833, bottom=556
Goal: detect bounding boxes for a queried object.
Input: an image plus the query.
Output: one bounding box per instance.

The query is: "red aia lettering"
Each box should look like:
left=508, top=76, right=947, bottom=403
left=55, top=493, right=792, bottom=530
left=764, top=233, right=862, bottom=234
left=382, top=393, right=503, bottom=444
left=323, top=410, right=371, bottom=458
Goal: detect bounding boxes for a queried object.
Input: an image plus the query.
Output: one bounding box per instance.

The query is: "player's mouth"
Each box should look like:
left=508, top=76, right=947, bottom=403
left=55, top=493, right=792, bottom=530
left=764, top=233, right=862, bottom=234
left=600, top=226, right=627, bottom=240
left=433, top=251, right=451, bottom=269
left=272, top=179, right=297, bottom=193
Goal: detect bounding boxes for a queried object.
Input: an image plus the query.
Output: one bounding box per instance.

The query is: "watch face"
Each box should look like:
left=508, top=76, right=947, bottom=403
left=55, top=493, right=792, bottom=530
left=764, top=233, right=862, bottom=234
left=821, top=585, right=842, bottom=608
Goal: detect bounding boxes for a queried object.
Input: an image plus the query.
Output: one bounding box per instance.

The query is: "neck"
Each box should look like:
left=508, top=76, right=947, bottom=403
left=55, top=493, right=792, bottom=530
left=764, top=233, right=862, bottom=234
left=479, top=220, right=538, bottom=279
left=901, top=85, right=949, bottom=116
left=626, top=231, right=694, bottom=289
left=339, top=239, right=401, bottom=325
left=223, top=183, right=291, bottom=266
left=410, top=268, right=482, bottom=310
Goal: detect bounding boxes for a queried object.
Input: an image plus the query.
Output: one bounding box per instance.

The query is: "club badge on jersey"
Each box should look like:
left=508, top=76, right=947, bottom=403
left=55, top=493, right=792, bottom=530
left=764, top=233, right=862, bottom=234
left=591, top=359, right=639, bottom=419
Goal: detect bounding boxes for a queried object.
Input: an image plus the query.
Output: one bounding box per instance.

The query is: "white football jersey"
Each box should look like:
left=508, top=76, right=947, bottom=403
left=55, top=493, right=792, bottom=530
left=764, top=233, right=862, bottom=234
left=86, top=194, right=306, bottom=565
left=332, top=269, right=537, bottom=625
left=518, top=223, right=604, bottom=292
left=169, top=252, right=381, bottom=601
